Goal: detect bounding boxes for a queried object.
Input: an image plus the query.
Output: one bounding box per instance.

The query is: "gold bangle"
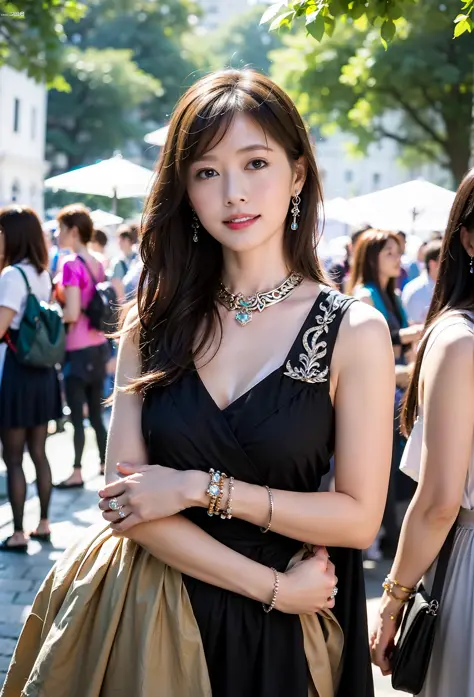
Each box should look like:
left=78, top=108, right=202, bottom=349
left=262, top=568, right=279, bottom=613
left=260, top=485, right=274, bottom=533
left=384, top=576, right=416, bottom=595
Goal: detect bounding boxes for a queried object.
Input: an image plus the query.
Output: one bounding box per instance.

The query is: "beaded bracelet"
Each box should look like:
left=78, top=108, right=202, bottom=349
left=260, top=486, right=274, bottom=533
left=206, top=469, right=226, bottom=517
left=214, top=472, right=227, bottom=516
left=262, top=567, right=279, bottom=613
left=221, top=477, right=234, bottom=520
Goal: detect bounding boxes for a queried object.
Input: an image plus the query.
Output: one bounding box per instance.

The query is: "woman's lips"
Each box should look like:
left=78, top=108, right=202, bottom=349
left=224, top=215, right=261, bottom=230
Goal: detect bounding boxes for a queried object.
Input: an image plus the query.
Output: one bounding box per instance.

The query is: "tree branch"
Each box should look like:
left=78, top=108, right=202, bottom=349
left=375, top=126, right=450, bottom=169
left=376, top=84, right=447, bottom=148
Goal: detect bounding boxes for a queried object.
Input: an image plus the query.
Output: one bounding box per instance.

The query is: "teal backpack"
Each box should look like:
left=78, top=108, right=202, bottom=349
left=9, top=266, right=66, bottom=368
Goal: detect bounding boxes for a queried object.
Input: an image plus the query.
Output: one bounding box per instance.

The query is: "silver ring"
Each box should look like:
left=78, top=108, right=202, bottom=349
left=118, top=509, right=126, bottom=519
left=330, top=586, right=338, bottom=600
left=109, top=497, right=119, bottom=511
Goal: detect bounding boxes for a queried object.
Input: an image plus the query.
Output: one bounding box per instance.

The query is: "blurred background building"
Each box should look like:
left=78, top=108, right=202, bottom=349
left=0, top=65, right=47, bottom=218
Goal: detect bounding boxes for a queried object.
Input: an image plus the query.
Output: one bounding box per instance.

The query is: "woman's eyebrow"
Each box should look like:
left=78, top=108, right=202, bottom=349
left=195, top=145, right=273, bottom=162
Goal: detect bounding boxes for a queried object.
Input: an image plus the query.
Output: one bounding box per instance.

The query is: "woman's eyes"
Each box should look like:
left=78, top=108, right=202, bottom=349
left=195, top=159, right=268, bottom=180
left=196, top=169, right=218, bottom=180
left=247, top=158, right=268, bottom=170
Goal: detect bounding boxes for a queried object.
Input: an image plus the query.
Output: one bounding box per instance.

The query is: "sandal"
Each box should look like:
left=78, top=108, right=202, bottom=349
left=29, top=531, right=51, bottom=543
left=53, top=480, right=84, bottom=490
left=0, top=536, right=28, bottom=553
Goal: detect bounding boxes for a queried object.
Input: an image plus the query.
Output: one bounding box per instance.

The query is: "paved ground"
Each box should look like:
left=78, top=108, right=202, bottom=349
left=0, top=424, right=396, bottom=695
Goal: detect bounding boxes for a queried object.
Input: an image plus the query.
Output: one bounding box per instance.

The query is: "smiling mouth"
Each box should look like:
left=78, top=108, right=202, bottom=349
left=224, top=215, right=259, bottom=223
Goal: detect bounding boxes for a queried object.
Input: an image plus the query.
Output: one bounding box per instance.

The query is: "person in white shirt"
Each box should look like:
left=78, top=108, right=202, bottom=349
left=0, top=206, right=62, bottom=552
left=402, top=239, right=442, bottom=325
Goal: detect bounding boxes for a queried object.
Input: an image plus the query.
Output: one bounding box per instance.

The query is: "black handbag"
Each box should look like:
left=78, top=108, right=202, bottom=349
left=390, top=521, right=457, bottom=694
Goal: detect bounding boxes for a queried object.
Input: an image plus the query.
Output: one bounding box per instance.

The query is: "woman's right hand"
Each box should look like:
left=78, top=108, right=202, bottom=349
left=400, top=324, right=424, bottom=345
left=277, top=547, right=337, bottom=615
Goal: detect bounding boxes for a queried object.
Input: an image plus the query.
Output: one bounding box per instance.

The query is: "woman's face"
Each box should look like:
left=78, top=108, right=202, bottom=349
left=57, top=222, right=74, bottom=250
left=186, top=113, right=305, bottom=255
left=378, top=237, right=402, bottom=279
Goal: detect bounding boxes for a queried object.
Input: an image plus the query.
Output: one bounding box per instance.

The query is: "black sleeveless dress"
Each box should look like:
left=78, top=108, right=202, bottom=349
left=142, top=288, right=374, bottom=697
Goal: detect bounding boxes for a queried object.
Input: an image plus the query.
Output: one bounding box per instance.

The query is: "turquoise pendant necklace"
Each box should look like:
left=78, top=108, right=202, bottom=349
left=217, top=272, right=304, bottom=326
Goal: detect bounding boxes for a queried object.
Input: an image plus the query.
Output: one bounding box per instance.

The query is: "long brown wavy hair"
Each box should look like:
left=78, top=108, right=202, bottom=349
left=401, top=168, right=474, bottom=436
left=347, top=229, right=404, bottom=325
left=127, top=69, right=328, bottom=393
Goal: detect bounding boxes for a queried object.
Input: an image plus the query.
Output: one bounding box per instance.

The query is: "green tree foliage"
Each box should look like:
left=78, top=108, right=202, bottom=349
left=261, top=0, right=473, bottom=44
left=64, top=0, right=200, bottom=123
left=271, top=0, right=473, bottom=183
left=47, top=48, right=161, bottom=172
left=46, top=0, right=200, bottom=171
left=0, top=0, right=86, bottom=89
left=204, top=4, right=282, bottom=74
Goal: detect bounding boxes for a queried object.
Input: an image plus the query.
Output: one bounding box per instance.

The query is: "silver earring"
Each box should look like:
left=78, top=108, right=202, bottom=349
left=470, top=256, right=474, bottom=274
left=192, top=211, right=200, bottom=243
left=291, top=193, right=301, bottom=231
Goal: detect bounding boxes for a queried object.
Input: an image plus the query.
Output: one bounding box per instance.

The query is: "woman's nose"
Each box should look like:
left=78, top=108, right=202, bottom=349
left=223, top=172, right=248, bottom=206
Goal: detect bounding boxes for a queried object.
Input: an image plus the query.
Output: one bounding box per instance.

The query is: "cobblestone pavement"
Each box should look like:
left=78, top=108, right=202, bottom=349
left=0, top=424, right=396, bottom=695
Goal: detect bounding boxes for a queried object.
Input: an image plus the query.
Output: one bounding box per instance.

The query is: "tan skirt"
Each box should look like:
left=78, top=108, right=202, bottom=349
left=1, top=524, right=343, bottom=697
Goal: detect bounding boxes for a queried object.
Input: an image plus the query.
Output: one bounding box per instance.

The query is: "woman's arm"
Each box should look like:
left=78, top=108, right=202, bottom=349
left=104, top=307, right=337, bottom=615
left=62, top=285, right=81, bottom=324
left=399, top=325, right=423, bottom=345
left=0, top=307, right=16, bottom=338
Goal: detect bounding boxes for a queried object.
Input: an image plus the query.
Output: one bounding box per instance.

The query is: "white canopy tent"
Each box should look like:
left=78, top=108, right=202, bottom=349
left=44, top=155, right=155, bottom=213
left=144, top=125, right=169, bottom=147
left=346, top=179, right=455, bottom=235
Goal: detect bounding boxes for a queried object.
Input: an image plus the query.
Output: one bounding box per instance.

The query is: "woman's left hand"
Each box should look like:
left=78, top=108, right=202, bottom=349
left=98, top=463, right=191, bottom=532
left=370, top=594, right=403, bottom=676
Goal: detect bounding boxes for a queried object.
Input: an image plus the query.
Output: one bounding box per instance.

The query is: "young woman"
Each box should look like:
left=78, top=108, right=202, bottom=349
left=348, top=229, right=423, bottom=558
left=53, top=204, right=109, bottom=488
left=371, top=169, right=474, bottom=695
left=1, top=70, right=394, bottom=697
left=0, top=206, right=62, bottom=551
left=347, top=229, right=423, bottom=357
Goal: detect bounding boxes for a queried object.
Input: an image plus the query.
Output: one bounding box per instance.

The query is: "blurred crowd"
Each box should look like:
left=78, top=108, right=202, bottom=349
left=0, top=204, right=142, bottom=551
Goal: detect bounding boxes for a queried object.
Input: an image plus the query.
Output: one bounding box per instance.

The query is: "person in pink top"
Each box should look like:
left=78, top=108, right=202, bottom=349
left=54, top=204, right=109, bottom=489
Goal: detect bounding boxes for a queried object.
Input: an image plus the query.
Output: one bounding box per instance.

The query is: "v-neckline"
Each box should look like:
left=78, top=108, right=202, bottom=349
left=194, top=286, right=330, bottom=413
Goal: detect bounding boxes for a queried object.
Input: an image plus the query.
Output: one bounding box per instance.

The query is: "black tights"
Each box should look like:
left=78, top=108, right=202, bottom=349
left=65, top=376, right=107, bottom=469
left=0, top=425, right=52, bottom=533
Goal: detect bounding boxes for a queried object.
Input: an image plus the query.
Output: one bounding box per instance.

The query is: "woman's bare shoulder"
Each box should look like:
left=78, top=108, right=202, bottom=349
left=333, top=299, right=392, bottom=371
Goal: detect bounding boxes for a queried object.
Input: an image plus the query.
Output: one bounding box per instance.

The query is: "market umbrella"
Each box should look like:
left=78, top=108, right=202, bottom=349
left=144, top=125, right=169, bottom=147
left=346, top=179, right=455, bottom=234
left=89, top=209, right=124, bottom=226
left=44, top=154, right=155, bottom=213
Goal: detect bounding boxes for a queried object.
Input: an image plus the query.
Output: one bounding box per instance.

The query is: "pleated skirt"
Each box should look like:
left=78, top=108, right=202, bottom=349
left=420, top=508, right=474, bottom=696
left=0, top=348, right=62, bottom=429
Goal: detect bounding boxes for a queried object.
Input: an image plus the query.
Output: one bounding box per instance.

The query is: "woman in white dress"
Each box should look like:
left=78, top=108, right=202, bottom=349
left=370, top=168, right=474, bottom=695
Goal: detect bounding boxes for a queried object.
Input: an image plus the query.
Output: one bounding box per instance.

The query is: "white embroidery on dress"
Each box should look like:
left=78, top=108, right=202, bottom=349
left=284, top=292, right=342, bottom=384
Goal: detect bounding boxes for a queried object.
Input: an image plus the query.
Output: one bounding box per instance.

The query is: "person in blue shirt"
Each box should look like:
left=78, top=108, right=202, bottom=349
left=402, top=240, right=442, bottom=324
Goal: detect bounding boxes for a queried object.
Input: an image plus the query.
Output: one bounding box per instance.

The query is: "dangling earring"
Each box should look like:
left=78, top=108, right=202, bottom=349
left=192, top=211, right=200, bottom=243
left=470, top=256, right=474, bottom=275
left=291, top=192, right=301, bottom=231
